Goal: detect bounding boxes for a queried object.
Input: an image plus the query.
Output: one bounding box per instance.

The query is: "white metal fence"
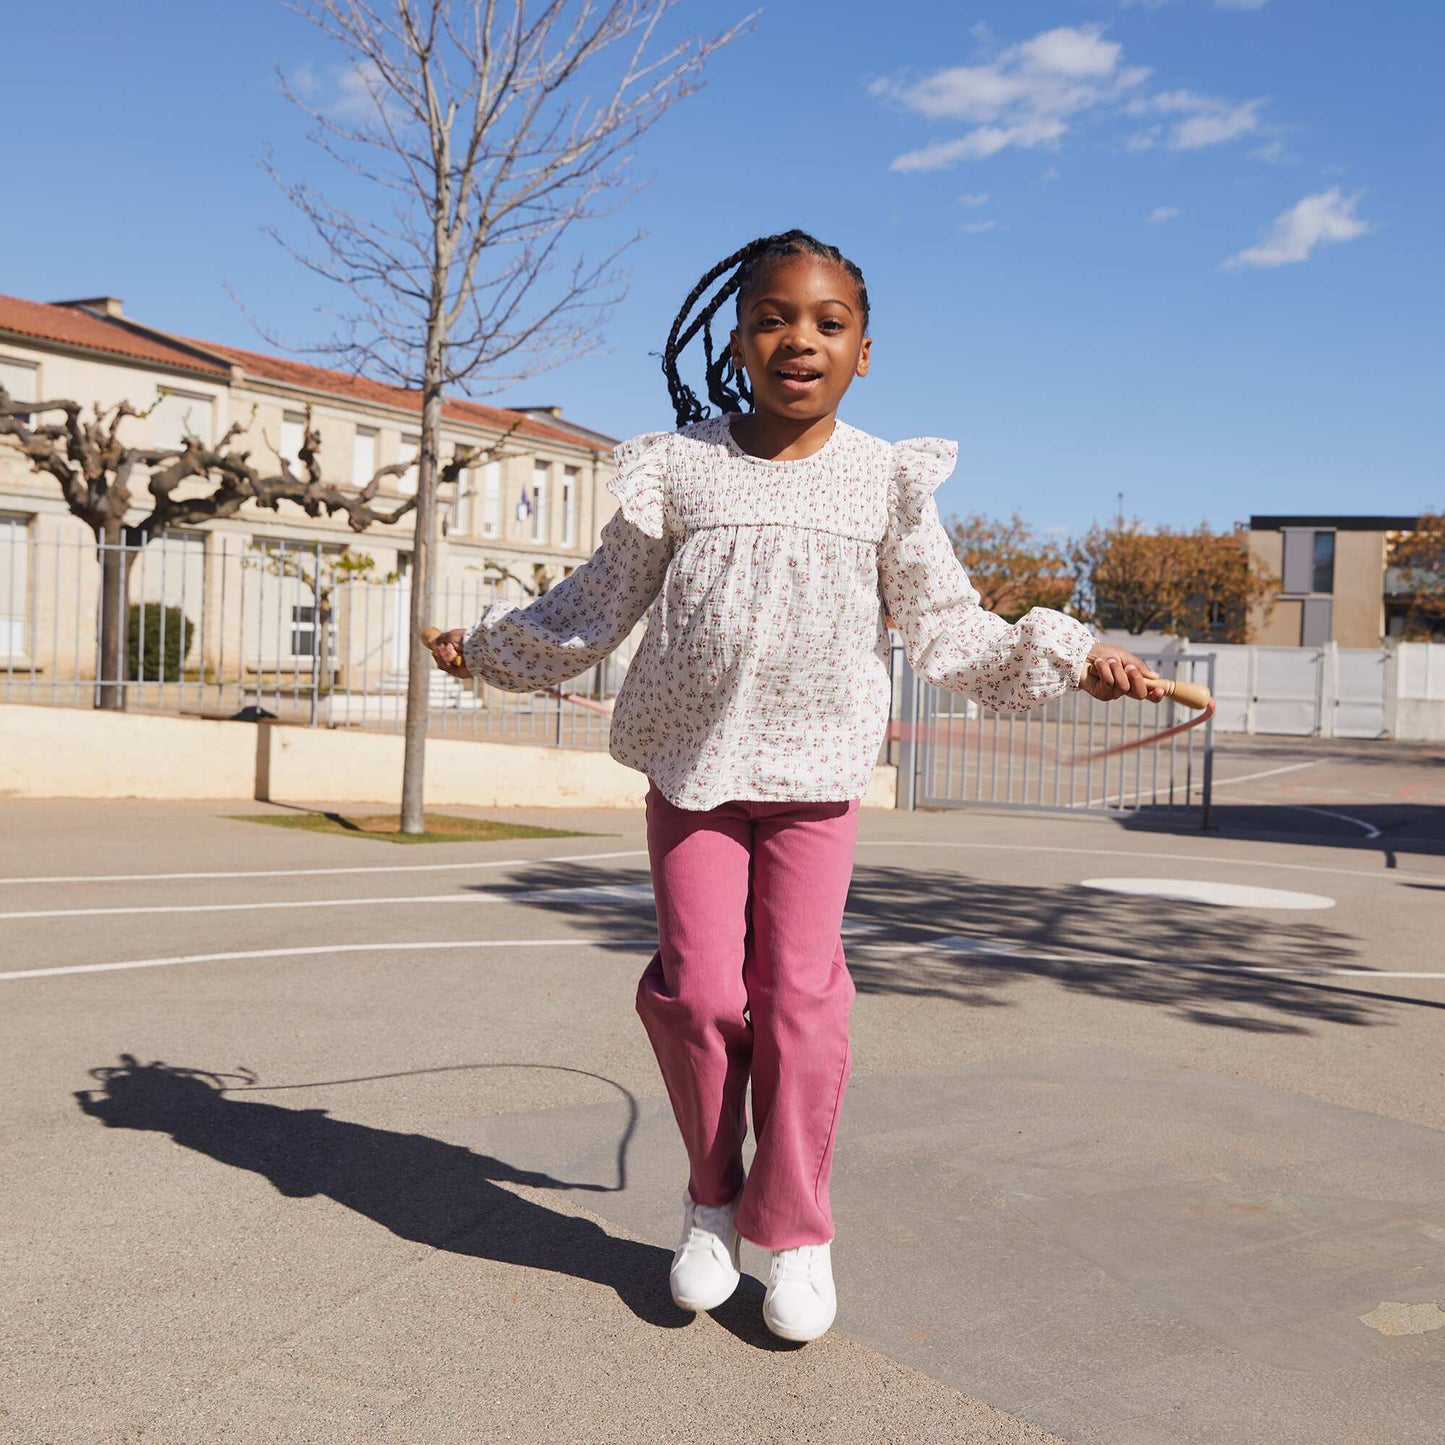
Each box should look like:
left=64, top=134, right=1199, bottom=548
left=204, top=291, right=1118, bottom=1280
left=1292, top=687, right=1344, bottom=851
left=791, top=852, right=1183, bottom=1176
left=0, top=530, right=627, bottom=749
left=893, top=651, right=1215, bottom=824
left=1194, top=641, right=1445, bottom=740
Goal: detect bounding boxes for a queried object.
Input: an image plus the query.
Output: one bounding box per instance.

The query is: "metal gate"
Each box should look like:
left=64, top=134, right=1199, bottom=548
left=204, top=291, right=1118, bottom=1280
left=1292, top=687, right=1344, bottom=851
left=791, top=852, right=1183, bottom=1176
left=1332, top=649, right=1389, bottom=739
left=895, top=652, right=1214, bottom=826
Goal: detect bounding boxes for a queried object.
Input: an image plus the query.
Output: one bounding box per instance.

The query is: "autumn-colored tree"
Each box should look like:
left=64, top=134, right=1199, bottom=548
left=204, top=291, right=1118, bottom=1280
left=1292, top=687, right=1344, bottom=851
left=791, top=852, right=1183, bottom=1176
left=1387, top=514, right=1445, bottom=640
left=943, top=512, right=1074, bottom=622
left=1070, top=521, right=1276, bottom=642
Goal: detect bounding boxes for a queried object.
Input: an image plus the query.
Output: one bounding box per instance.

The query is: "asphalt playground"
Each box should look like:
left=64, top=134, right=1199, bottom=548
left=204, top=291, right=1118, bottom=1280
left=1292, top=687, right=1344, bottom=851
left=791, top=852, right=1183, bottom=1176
left=2, top=733, right=1443, bottom=1444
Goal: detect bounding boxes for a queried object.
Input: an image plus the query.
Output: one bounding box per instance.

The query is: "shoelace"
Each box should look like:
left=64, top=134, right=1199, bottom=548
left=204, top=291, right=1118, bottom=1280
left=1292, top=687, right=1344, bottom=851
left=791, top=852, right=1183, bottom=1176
left=770, top=1245, right=826, bottom=1285
left=683, top=1200, right=735, bottom=1246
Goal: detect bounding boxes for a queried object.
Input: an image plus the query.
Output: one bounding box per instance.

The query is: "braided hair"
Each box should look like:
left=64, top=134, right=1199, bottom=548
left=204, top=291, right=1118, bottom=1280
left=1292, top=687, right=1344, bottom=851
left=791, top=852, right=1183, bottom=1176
left=661, top=230, right=871, bottom=428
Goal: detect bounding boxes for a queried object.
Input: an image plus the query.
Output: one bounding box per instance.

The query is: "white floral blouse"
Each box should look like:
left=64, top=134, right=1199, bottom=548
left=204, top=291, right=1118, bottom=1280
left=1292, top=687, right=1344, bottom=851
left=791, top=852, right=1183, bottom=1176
left=462, top=416, right=1094, bottom=810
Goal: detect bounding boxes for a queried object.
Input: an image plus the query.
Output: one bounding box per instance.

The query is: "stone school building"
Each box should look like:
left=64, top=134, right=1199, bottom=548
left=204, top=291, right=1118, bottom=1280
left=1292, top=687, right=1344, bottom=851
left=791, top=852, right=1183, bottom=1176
left=0, top=291, right=621, bottom=706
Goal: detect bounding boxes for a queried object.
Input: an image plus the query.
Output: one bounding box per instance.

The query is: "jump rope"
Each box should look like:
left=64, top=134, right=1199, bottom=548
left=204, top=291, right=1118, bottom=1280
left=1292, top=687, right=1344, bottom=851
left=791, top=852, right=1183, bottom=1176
left=422, top=626, right=1215, bottom=765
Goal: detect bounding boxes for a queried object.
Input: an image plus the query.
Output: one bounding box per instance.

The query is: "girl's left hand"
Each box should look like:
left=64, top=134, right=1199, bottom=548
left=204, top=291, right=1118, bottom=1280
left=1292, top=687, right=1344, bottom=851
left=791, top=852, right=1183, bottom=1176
left=1081, top=642, right=1168, bottom=703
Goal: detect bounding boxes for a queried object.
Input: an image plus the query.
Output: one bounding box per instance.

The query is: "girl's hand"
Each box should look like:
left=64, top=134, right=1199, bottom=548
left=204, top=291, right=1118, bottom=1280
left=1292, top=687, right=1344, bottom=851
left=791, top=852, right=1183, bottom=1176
left=427, top=627, right=471, bottom=679
left=1081, top=642, right=1167, bottom=703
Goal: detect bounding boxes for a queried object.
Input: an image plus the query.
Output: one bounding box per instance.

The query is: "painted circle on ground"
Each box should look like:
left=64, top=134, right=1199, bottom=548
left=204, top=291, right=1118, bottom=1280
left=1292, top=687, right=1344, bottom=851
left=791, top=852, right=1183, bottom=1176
left=1080, top=878, right=1336, bottom=911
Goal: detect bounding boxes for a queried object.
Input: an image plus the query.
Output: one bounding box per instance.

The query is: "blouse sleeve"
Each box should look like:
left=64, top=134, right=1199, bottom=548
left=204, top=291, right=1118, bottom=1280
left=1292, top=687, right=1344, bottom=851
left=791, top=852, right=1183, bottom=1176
left=460, top=433, right=673, bottom=691
left=878, top=438, right=1094, bottom=712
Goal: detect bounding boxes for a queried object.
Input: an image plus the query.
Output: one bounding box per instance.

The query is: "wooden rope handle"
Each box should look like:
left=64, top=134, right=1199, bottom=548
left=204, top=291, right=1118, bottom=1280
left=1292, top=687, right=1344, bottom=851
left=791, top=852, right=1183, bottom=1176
left=1141, top=675, right=1212, bottom=711
left=1087, top=662, right=1212, bottom=711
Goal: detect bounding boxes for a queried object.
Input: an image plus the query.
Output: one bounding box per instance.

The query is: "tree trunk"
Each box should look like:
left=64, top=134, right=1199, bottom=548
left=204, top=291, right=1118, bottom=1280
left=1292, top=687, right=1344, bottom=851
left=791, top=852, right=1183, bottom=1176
left=399, top=350, right=445, bottom=835
left=95, top=523, right=133, bottom=712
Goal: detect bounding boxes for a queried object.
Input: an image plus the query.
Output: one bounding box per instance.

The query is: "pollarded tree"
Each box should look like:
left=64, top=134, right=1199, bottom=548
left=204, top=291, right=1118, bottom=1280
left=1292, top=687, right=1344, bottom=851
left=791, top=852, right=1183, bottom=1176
left=263, top=0, right=747, bottom=832
left=0, top=390, right=477, bottom=709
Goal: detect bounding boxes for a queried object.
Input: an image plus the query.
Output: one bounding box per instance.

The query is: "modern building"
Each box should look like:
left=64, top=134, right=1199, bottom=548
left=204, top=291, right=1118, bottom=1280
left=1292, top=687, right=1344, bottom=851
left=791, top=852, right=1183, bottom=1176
left=1248, top=514, right=1428, bottom=647
left=0, top=290, right=621, bottom=693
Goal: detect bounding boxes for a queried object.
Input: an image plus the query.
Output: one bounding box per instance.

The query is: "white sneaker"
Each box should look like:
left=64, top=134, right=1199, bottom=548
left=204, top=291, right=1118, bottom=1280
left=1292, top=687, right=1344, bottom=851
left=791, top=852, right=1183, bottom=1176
left=763, top=1242, right=837, bottom=1342
left=669, top=1190, right=742, bottom=1312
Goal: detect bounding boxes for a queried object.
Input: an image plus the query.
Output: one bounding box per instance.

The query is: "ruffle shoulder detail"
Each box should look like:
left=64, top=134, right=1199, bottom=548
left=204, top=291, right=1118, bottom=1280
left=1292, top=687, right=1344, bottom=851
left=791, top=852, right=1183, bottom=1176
left=605, top=430, right=672, bottom=540
left=890, top=437, right=959, bottom=530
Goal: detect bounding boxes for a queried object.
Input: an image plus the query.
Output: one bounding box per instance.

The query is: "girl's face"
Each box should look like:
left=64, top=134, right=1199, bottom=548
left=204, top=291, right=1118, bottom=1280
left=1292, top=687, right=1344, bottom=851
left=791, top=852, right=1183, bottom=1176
left=730, top=255, right=871, bottom=424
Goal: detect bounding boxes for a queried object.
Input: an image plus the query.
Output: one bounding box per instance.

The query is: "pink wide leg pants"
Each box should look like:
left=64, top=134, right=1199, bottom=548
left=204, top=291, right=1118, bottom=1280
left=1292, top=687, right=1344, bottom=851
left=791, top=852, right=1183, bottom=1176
left=635, top=783, right=861, bottom=1251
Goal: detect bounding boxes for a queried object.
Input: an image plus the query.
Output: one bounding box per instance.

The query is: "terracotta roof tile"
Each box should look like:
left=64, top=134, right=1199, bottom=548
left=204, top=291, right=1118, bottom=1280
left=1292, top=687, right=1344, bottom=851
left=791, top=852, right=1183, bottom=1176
left=0, top=292, right=613, bottom=453
left=197, top=340, right=595, bottom=450
left=0, top=292, right=230, bottom=377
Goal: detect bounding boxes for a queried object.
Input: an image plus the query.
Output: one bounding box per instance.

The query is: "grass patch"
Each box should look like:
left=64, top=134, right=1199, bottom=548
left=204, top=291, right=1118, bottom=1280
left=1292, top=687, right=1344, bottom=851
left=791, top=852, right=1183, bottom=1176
left=231, top=811, right=590, bottom=844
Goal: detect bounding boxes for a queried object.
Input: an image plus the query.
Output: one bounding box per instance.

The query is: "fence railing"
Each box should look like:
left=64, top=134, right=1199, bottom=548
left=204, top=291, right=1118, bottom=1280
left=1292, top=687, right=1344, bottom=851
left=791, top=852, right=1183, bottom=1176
left=0, top=529, right=627, bottom=750
left=3, top=528, right=1217, bottom=814
left=893, top=650, right=1215, bottom=826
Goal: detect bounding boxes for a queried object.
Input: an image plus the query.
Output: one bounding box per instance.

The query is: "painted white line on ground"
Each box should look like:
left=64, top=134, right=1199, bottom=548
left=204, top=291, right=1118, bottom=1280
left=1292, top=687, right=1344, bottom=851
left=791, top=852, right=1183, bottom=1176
left=1285, top=806, right=1383, bottom=840
left=852, top=841, right=1442, bottom=886
left=0, top=877, right=665, bottom=922
left=0, top=891, right=509, bottom=922
left=0, top=847, right=650, bottom=888
left=1074, top=760, right=1323, bottom=810
left=0, top=938, right=658, bottom=983
left=1208, top=760, right=1323, bottom=788
left=850, top=936, right=1445, bottom=979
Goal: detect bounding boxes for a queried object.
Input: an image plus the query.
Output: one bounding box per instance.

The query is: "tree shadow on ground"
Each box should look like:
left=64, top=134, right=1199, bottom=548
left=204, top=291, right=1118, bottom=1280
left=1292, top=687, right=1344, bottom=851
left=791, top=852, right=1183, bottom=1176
left=72, top=1055, right=785, bottom=1349
left=474, top=860, right=1439, bottom=1035
left=1122, top=802, right=1445, bottom=863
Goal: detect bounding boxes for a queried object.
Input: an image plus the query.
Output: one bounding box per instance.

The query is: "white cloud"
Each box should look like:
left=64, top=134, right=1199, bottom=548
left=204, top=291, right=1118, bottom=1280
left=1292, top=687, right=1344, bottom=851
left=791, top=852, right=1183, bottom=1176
left=891, top=119, right=1066, bottom=173
left=874, top=24, right=1148, bottom=170
left=1148, top=206, right=1180, bottom=223
left=1224, top=188, right=1373, bottom=269
left=1216, top=0, right=1269, bottom=9
left=1128, top=89, right=1264, bottom=149
left=959, top=192, right=991, bottom=207
left=1251, top=138, right=1291, bottom=164
left=962, top=220, right=999, bottom=235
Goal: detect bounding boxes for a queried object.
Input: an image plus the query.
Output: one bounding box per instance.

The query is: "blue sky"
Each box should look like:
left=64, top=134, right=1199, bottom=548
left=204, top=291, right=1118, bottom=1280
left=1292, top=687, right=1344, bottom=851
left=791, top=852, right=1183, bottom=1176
left=2, top=0, right=1441, bottom=533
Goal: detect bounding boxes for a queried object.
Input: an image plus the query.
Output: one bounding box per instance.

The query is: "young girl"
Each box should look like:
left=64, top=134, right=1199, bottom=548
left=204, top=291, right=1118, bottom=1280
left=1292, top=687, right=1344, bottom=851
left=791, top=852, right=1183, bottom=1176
left=428, top=229, right=1160, bottom=1343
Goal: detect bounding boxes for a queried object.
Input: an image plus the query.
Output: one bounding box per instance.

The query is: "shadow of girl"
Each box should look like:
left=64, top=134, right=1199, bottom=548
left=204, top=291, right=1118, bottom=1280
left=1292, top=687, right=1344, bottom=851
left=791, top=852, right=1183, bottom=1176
left=75, top=1054, right=692, bottom=1331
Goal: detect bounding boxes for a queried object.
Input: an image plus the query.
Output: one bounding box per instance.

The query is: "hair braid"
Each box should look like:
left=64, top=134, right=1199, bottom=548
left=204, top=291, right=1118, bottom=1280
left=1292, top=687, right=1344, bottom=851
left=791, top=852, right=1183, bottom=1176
left=660, top=229, right=870, bottom=428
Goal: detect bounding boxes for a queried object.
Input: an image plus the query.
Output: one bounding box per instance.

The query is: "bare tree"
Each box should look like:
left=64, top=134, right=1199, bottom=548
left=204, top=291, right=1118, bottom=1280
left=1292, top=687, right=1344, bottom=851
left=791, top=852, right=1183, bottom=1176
left=264, top=0, right=746, bottom=832
left=0, top=389, right=475, bottom=709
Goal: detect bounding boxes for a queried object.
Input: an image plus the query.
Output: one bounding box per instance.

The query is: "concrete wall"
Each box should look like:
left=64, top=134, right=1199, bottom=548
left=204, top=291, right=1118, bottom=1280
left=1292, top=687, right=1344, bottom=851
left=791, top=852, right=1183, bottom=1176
left=1333, top=531, right=1388, bottom=647
left=1247, top=532, right=1287, bottom=643
left=0, top=704, right=899, bottom=810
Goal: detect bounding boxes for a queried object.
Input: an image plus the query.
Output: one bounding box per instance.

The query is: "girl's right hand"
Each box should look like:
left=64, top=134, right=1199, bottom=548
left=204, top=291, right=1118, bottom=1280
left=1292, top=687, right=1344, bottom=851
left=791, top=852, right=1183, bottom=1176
left=427, top=627, right=471, bottom=679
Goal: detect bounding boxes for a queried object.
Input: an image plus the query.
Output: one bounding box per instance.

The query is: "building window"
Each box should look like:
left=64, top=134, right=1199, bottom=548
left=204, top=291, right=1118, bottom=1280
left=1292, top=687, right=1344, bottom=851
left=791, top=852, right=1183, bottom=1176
left=352, top=426, right=377, bottom=487
left=481, top=461, right=501, bottom=538
left=561, top=466, right=578, bottom=547
left=0, top=355, right=38, bottom=409
left=1311, top=531, right=1336, bottom=594
left=1300, top=596, right=1333, bottom=647
left=531, top=462, right=549, bottom=544
left=280, top=411, right=307, bottom=472
left=0, top=514, right=31, bottom=657
left=398, top=433, right=420, bottom=495
left=289, top=604, right=337, bottom=660
left=452, top=459, right=473, bottom=536
left=1281, top=527, right=1335, bottom=595
left=153, top=390, right=215, bottom=450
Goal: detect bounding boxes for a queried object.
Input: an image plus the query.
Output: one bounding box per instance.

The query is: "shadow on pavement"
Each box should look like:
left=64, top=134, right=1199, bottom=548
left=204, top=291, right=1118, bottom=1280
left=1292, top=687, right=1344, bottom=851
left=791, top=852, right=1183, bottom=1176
left=473, top=860, right=1441, bottom=1034
left=72, top=1053, right=799, bottom=1344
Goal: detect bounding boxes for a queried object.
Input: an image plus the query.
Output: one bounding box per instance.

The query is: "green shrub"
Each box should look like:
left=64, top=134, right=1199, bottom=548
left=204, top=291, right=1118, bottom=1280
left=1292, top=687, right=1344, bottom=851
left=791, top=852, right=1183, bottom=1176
left=126, top=604, right=195, bottom=682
